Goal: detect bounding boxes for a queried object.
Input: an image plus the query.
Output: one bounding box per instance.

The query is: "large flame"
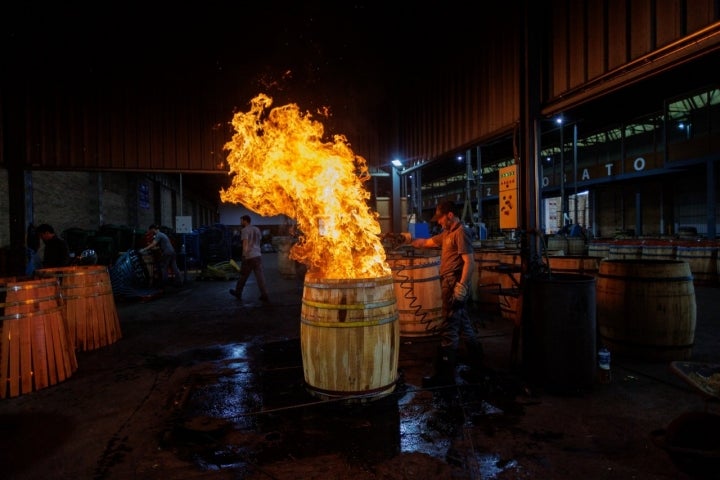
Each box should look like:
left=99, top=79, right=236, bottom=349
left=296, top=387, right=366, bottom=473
left=220, top=93, right=390, bottom=280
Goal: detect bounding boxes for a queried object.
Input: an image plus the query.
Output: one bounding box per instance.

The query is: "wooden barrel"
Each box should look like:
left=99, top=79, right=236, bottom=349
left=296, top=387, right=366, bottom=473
left=300, top=275, right=399, bottom=402
left=641, top=243, right=676, bottom=261
left=566, top=237, right=586, bottom=255
left=497, top=251, right=522, bottom=326
left=482, top=238, right=505, bottom=249
left=387, top=252, right=443, bottom=337
left=0, top=277, right=78, bottom=398
left=676, top=245, right=718, bottom=285
left=608, top=242, right=642, bottom=259
left=275, top=236, right=297, bottom=278
left=547, top=236, right=568, bottom=254
left=587, top=243, right=610, bottom=260
left=473, top=249, right=507, bottom=313
left=547, top=255, right=601, bottom=276
left=596, top=259, right=696, bottom=361
left=35, top=266, right=122, bottom=351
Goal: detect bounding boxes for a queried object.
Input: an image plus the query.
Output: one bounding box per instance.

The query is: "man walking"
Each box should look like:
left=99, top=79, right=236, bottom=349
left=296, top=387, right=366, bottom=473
left=411, top=200, right=483, bottom=387
left=230, top=215, right=270, bottom=302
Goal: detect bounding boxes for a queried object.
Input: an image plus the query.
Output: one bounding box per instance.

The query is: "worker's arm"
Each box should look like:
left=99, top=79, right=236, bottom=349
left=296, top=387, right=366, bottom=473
left=459, top=252, right=474, bottom=286
left=411, top=237, right=431, bottom=248
left=140, top=239, right=157, bottom=254
left=411, top=235, right=440, bottom=249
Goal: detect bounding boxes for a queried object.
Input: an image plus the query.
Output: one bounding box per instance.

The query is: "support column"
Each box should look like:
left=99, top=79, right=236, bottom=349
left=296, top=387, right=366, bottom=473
left=391, top=166, right=401, bottom=233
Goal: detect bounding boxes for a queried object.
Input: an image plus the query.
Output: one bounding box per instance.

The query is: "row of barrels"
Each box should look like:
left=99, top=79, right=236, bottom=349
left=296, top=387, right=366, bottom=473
left=587, top=241, right=720, bottom=285
left=472, top=248, right=698, bottom=363
left=0, top=266, right=122, bottom=398
left=302, top=248, right=699, bottom=401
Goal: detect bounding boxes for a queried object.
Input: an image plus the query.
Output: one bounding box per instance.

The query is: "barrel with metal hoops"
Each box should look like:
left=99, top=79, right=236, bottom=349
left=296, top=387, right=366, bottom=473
left=108, top=249, right=160, bottom=299
left=0, top=276, right=78, bottom=398
left=35, top=265, right=122, bottom=352
left=386, top=250, right=443, bottom=337
left=300, top=274, right=399, bottom=402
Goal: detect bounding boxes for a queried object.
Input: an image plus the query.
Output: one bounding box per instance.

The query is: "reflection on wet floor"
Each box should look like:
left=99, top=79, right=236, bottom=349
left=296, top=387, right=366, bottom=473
left=162, top=339, right=528, bottom=478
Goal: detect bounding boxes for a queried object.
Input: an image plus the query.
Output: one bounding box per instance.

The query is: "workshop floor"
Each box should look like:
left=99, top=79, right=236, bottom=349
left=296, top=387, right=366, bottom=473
left=1, top=253, right=719, bottom=479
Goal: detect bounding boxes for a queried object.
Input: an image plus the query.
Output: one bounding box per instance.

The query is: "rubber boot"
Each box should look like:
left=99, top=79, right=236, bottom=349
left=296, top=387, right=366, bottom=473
left=422, top=346, right=456, bottom=388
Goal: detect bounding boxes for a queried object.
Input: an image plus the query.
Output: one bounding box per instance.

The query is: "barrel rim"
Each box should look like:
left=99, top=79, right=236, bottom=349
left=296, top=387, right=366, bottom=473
left=0, top=278, right=60, bottom=291
left=600, top=259, right=687, bottom=265
left=531, top=272, right=597, bottom=283
left=36, top=266, right=110, bottom=277
left=303, top=275, right=394, bottom=287
left=548, top=255, right=603, bottom=260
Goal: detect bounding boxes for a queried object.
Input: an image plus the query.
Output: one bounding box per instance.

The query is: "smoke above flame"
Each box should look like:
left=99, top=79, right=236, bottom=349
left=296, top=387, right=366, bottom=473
left=220, top=93, right=390, bottom=280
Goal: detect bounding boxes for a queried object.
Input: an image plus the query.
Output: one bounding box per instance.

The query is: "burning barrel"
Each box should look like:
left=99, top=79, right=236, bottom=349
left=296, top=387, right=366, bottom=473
left=300, top=275, right=399, bottom=402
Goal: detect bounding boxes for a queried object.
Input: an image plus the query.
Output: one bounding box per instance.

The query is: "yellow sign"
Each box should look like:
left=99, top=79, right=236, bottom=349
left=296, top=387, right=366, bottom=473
left=499, top=165, right=518, bottom=229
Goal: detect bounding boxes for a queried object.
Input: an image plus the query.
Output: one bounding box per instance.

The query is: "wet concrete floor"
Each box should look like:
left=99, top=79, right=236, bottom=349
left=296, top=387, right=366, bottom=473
left=1, top=253, right=719, bottom=479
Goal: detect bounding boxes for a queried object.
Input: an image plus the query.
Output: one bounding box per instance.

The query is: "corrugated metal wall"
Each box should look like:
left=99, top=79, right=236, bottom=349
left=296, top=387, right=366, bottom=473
left=386, top=12, right=523, bottom=167
left=2, top=1, right=718, bottom=175
left=383, top=0, right=720, bottom=169
left=547, top=0, right=719, bottom=104
left=12, top=81, right=233, bottom=173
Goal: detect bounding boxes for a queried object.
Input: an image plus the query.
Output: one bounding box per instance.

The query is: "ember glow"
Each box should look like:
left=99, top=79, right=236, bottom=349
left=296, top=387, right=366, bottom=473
left=220, top=93, right=390, bottom=280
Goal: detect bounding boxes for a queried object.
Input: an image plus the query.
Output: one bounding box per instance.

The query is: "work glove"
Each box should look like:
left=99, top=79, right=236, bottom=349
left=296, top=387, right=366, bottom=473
left=453, top=282, right=469, bottom=303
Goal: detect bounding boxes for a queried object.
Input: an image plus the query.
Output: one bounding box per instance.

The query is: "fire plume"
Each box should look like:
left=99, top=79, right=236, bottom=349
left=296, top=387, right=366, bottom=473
left=220, top=94, right=390, bottom=280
